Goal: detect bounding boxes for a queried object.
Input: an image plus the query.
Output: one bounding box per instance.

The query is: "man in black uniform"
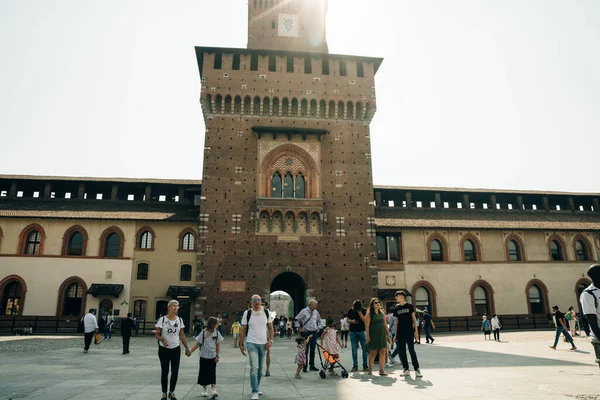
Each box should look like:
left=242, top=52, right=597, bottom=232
left=120, top=312, right=135, bottom=354
left=393, top=290, right=422, bottom=377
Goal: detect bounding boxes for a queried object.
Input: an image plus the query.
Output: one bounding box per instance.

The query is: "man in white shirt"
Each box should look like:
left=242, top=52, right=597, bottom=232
left=580, top=264, right=600, bottom=368
left=82, top=309, right=99, bottom=353
left=240, top=295, right=274, bottom=400
left=296, top=299, right=322, bottom=373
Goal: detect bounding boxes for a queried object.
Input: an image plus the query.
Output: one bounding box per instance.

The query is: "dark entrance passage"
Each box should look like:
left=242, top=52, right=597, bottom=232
left=270, top=272, right=306, bottom=316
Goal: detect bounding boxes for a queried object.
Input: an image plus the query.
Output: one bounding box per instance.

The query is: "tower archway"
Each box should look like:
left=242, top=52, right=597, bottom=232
left=270, top=272, right=306, bottom=317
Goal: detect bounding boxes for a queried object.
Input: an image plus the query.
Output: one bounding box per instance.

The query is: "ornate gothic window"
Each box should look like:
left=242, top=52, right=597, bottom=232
left=271, top=172, right=282, bottom=198
left=430, top=239, right=443, bottom=262
left=67, top=232, right=84, bottom=256
left=25, top=231, right=41, bottom=255
left=550, top=239, right=564, bottom=261
left=63, top=282, right=83, bottom=316
left=1, top=281, right=23, bottom=315
left=295, top=173, right=305, bottom=198
left=283, top=172, right=294, bottom=198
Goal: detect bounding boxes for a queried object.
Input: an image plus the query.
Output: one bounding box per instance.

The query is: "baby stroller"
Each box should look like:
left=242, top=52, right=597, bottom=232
left=316, top=343, right=349, bottom=379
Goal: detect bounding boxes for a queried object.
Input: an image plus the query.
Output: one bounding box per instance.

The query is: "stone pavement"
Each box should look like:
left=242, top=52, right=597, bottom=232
left=0, top=331, right=599, bottom=400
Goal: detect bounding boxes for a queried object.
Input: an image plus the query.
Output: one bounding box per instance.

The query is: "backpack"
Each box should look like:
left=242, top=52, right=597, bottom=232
left=77, top=316, right=85, bottom=333
left=245, top=308, right=271, bottom=325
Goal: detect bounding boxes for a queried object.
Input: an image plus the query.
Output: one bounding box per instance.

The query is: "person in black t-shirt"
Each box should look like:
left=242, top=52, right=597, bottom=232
left=549, top=305, right=577, bottom=350
left=392, top=290, right=422, bottom=377
left=347, top=300, right=369, bottom=372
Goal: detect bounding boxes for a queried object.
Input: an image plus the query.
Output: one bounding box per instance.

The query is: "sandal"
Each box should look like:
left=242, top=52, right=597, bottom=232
left=295, top=375, right=302, bottom=379
left=379, top=370, right=388, bottom=376
left=367, top=369, right=372, bottom=375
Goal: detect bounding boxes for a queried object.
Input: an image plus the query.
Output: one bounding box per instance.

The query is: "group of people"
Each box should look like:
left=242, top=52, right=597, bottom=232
left=81, top=310, right=136, bottom=354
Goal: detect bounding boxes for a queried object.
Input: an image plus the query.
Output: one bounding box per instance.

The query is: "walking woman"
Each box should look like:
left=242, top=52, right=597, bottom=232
left=155, top=300, right=191, bottom=400
left=365, top=298, right=390, bottom=376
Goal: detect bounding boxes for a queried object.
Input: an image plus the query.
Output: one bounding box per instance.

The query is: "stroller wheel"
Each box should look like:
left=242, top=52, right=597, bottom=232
left=319, top=371, right=327, bottom=379
left=341, top=371, right=349, bottom=379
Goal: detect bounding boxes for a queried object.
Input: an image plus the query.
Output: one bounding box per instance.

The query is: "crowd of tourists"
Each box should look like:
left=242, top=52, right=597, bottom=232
left=77, top=264, right=600, bottom=400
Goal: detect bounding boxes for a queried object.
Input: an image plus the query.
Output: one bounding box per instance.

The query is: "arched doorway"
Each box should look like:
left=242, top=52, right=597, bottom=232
left=270, top=272, right=306, bottom=317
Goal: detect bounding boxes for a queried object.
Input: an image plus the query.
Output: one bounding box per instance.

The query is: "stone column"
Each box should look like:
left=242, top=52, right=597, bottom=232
left=405, top=192, right=412, bottom=209
left=542, top=196, right=550, bottom=211
left=435, top=193, right=442, bottom=209
left=77, top=183, right=85, bottom=200
left=9, top=182, right=17, bottom=198
left=489, top=195, right=497, bottom=210
left=463, top=194, right=470, bottom=209
left=375, top=191, right=382, bottom=208
left=145, top=185, right=152, bottom=202
left=516, top=196, right=524, bottom=211
left=592, top=198, right=599, bottom=213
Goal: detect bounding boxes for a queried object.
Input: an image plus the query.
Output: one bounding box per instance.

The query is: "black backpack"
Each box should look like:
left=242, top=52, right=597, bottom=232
left=77, top=317, right=85, bottom=333
left=245, top=308, right=270, bottom=325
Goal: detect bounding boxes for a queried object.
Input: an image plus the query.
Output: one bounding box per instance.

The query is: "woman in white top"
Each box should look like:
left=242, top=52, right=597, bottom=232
left=491, top=314, right=501, bottom=342
left=155, top=300, right=191, bottom=400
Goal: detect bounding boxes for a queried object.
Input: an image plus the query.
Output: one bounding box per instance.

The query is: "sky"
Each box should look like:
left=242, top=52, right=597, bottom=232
left=0, top=0, right=599, bottom=193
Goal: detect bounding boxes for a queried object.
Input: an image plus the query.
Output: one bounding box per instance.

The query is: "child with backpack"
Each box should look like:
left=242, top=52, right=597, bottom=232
left=189, top=317, right=223, bottom=399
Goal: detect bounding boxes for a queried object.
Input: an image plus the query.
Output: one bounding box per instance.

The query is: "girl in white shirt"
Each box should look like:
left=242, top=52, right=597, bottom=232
left=190, top=317, right=223, bottom=399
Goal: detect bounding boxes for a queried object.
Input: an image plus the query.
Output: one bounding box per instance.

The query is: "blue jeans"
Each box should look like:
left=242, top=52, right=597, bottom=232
left=553, top=326, right=575, bottom=348
left=246, top=342, right=266, bottom=394
left=349, top=331, right=368, bottom=368
left=104, top=325, right=112, bottom=339
left=425, top=326, right=434, bottom=343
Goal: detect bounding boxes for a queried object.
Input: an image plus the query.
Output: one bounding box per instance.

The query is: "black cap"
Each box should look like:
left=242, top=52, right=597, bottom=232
left=395, top=290, right=406, bottom=297
left=552, top=305, right=558, bottom=310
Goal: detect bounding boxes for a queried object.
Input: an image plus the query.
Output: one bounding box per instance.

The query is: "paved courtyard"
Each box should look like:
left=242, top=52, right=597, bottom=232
left=0, top=330, right=599, bottom=400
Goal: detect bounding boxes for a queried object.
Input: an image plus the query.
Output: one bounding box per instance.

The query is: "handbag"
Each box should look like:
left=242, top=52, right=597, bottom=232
left=94, top=333, right=103, bottom=345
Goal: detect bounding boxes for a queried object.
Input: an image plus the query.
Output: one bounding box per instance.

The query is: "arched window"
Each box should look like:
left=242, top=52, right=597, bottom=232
left=507, top=240, right=521, bottom=261
left=62, top=282, right=83, bottom=316
left=319, top=100, right=326, bottom=118
left=283, top=172, right=294, bottom=198
left=67, top=232, right=84, bottom=256
left=291, top=98, right=298, bottom=116
left=180, top=264, right=192, bottom=281
left=25, top=230, right=41, bottom=255
left=205, top=94, right=212, bottom=113
left=104, top=233, right=121, bottom=257
left=271, top=172, right=282, bottom=198
left=310, top=99, right=317, bottom=117
left=549, top=239, right=564, bottom=261
left=414, top=287, right=431, bottom=311
left=463, top=240, right=477, bottom=261
left=139, top=231, right=152, bottom=249
left=528, top=284, right=545, bottom=314
left=272, top=97, right=280, bottom=115
left=295, top=173, right=305, bottom=198
left=215, top=94, right=222, bottom=113
left=253, top=96, right=261, bottom=115
left=243, top=96, right=252, bottom=114
left=473, top=286, right=489, bottom=316
left=137, top=263, right=149, bottom=280
left=224, top=95, right=232, bottom=113
left=356, top=102, right=363, bottom=120
left=430, top=239, right=443, bottom=262
left=300, top=99, right=308, bottom=116
left=282, top=98, right=289, bottom=116
left=234, top=95, right=242, bottom=113
left=347, top=101, right=354, bottom=119
left=181, top=232, right=196, bottom=251
left=575, top=239, right=590, bottom=261
left=263, top=97, right=270, bottom=115
left=338, top=101, right=345, bottom=119
left=328, top=100, right=335, bottom=118
left=1, top=280, right=23, bottom=315
left=133, top=300, right=147, bottom=320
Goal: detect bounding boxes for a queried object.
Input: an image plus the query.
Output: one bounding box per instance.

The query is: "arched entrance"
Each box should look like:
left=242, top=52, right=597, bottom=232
left=270, top=272, right=306, bottom=316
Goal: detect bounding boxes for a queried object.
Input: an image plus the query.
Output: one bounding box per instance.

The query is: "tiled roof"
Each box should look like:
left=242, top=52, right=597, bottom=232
left=373, top=184, right=600, bottom=197
left=0, top=174, right=202, bottom=185
left=0, top=200, right=198, bottom=222
left=375, top=208, right=600, bottom=231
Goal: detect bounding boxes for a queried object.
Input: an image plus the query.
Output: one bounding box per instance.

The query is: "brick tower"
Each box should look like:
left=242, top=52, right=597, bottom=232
left=194, top=0, right=383, bottom=321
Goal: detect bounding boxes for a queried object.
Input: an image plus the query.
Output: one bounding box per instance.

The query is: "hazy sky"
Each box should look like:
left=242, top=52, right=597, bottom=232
left=1, top=0, right=599, bottom=192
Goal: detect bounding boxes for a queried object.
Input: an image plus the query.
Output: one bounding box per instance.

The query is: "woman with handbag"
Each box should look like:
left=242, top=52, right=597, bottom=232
left=155, top=300, right=191, bottom=400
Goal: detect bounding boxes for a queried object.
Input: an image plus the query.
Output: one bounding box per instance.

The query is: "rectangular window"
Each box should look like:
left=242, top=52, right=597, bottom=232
left=304, top=57, right=312, bottom=74
left=251, top=54, right=258, bottom=71
left=232, top=53, right=240, bottom=70
left=180, top=265, right=192, bottom=281
left=287, top=56, right=294, bottom=73
left=322, top=58, right=329, bottom=75
left=214, top=52, right=222, bottom=69
left=137, top=263, right=149, bottom=280
left=357, top=61, right=364, bottom=77
left=269, top=55, right=276, bottom=72
left=340, top=60, right=347, bottom=76
left=272, top=20, right=276, bottom=29
left=376, top=234, right=401, bottom=261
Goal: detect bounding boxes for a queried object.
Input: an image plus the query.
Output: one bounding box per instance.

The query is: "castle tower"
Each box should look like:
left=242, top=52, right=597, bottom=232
left=194, top=0, right=383, bottom=320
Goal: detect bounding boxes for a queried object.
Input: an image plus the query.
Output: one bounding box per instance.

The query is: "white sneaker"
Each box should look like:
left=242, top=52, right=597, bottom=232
left=402, top=369, right=410, bottom=376
left=201, top=387, right=208, bottom=397
left=252, top=393, right=259, bottom=400
left=386, top=362, right=393, bottom=368
left=211, top=388, right=218, bottom=399
left=258, top=387, right=263, bottom=395
left=415, top=370, right=423, bottom=378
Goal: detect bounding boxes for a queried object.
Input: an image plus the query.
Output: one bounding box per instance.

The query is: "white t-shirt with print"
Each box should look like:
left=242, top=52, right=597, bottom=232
left=156, top=316, right=185, bottom=349
left=195, top=330, right=224, bottom=359
left=242, top=307, right=273, bottom=345
left=340, top=317, right=349, bottom=331
left=580, top=283, right=600, bottom=342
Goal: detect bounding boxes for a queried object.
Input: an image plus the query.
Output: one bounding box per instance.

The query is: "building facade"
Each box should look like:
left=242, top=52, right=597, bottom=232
left=1, top=1, right=599, bottom=331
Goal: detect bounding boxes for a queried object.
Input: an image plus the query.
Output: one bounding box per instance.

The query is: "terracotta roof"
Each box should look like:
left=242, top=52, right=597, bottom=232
left=0, top=200, right=198, bottom=222
left=373, top=185, right=600, bottom=197
left=375, top=208, right=600, bottom=231
left=0, top=174, right=202, bottom=185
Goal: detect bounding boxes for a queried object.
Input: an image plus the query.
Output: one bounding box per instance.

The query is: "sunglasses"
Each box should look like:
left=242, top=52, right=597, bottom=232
left=252, top=299, right=261, bottom=303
